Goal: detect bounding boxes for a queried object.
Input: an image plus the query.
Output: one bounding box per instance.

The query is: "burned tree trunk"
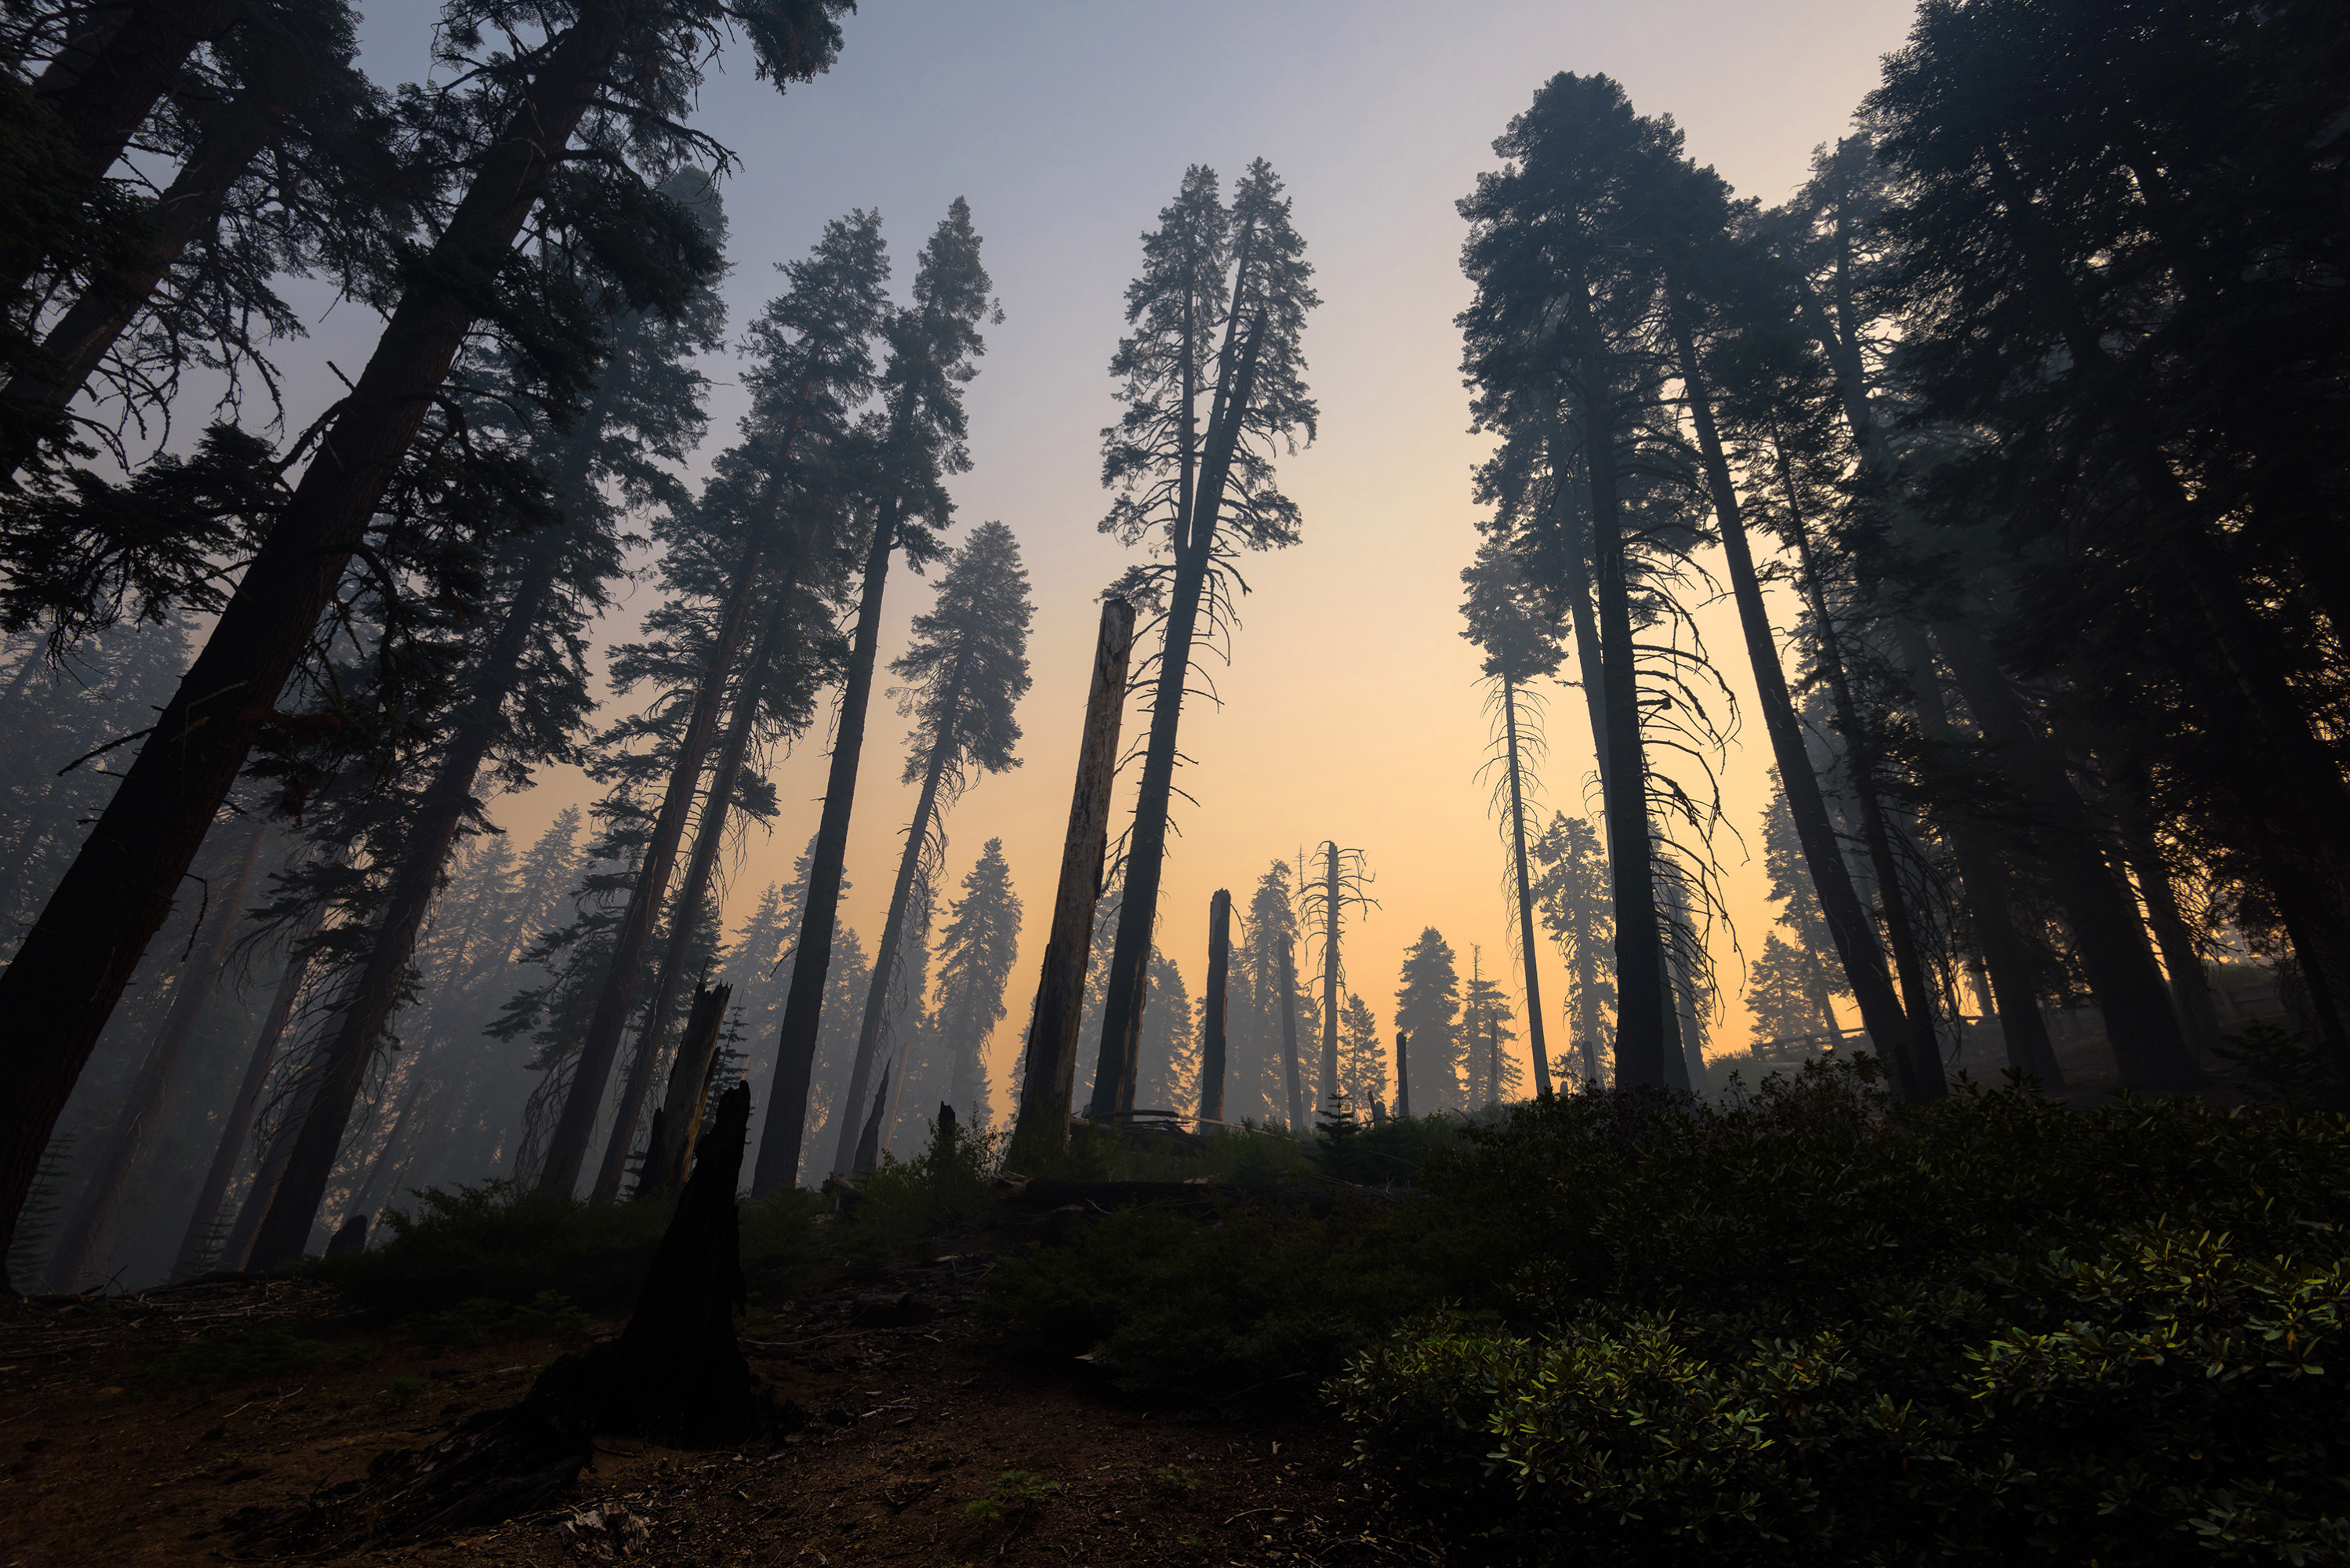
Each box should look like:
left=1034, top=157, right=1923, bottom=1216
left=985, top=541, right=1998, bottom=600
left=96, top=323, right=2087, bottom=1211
left=1394, top=1033, right=1411, bottom=1119
left=1278, top=935, right=1305, bottom=1130
left=1007, top=598, right=1134, bottom=1171
left=637, top=984, right=732, bottom=1198
left=1197, top=890, right=1230, bottom=1130
left=598, top=1080, right=756, bottom=1444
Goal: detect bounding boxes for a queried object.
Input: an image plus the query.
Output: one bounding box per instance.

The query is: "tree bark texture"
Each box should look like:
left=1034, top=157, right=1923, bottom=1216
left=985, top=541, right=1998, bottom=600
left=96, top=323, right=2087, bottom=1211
left=750, top=502, right=902, bottom=1196
left=1197, top=888, right=1229, bottom=1128
left=593, top=584, right=794, bottom=1200
left=1501, top=681, right=1553, bottom=1096
left=1006, top=599, right=1134, bottom=1171
left=42, top=813, right=265, bottom=1290
left=0, top=0, right=630, bottom=1261
left=539, top=542, right=766, bottom=1199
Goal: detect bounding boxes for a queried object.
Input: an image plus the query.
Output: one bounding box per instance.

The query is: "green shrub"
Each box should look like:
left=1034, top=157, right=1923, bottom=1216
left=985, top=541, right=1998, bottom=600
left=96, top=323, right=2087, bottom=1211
left=980, top=1197, right=1471, bottom=1404
left=1331, top=1061, right=2350, bottom=1564
left=1023, top=1118, right=1321, bottom=1185
left=2217, top=1019, right=2349, bottom=1111
left=308, top=1180, right=822, bottom=1316
left=844, top=1114, right=1004, bottom=1254
left=1314, top=1112, right=1467, bottom=1185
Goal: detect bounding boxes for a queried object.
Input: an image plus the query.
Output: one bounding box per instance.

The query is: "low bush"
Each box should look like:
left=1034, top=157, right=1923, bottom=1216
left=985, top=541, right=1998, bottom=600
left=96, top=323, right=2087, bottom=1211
left=845, top=1114, right=1004, bottom=1254
left=1332, top=1060, right=2350, bottom=1564
left=1313, top=1112, right=1468, bottom=1185
left=979, top=1197, right=1477, bottom=1405
left=308, top=1180, right=823, bottom=1316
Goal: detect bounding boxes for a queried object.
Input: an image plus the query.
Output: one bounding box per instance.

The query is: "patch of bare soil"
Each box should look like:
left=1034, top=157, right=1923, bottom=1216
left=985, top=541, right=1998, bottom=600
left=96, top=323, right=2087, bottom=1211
left=1, top=1265, right=1439, bottom=1568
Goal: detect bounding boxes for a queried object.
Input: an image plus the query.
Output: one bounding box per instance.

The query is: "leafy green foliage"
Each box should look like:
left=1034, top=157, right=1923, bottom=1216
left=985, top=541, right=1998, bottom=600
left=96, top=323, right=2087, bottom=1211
left=842, top=1112, right=1003, bottom=1255
left=1332, top=1062, right=2350, bottom=1563
left=307, top=1180, right=820, bottom=1316
left=1313, top=1112, right=1469, bottom=1186
left=980, top=1200, right=1467, bottom=1406
left=2217, top=1021, right=2349, bottom=1112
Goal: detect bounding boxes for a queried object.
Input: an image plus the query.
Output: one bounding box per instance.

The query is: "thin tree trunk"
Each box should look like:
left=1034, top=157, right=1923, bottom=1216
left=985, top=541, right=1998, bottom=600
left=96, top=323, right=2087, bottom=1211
left=1501, top=681, right=1553, bottom=1096
left=1781, top=478, right=1945, bottom=1103
left=9, top=78, right=288, bottom=411
left=2123, top=829, right=2222, bottom=1063
left=1393, top=1031, right=1409, bottom=1118
left=1888, top=616, right=2065, bottom=1084
left=1320, top=842, right=1339, bottom=1109
left=218, top=994, right=332, bottom=1272
left=1931, top=614, right=2200, bottom=1090
left=592, top=584, right=795, bottom=1200
left=249, top=557, right=564, bottom=1269
left=347, top=1073, right=430, bottom=1222
left=539, top=544, right=766, bottom=1200
left=750, top=499, right=903, bottom=1196
left=45, top=815, right=267, bottom=1287
left=1668, top=303, right=1918, bottom=1080
left=1277, top=935, right=1303, bottom=1129
left=1006, top=599, right=1135, bottom=1168
left=831, top=655, right=970, bottom=1176
left=1091, top=320, right=1270, bottom=1116
left=1568, top=285, right=1666, bottom=1089
left=1197, top=889, right=1229, bottom=1128
left=42, top=814, right=265, bottom=1290
left=0, top=0, right=631, bottom=1261
left=168, top=903, right=321, bottom=1282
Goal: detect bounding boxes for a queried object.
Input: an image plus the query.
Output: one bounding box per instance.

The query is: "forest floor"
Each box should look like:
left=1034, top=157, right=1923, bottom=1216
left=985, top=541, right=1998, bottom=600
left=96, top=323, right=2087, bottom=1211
left=0, top=1255, right=1437, bottom=1568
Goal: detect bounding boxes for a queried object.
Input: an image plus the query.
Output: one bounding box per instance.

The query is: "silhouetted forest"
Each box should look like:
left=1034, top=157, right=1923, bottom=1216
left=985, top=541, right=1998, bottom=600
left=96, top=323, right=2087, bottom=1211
left=1, top=0, right=2345, bottom=1563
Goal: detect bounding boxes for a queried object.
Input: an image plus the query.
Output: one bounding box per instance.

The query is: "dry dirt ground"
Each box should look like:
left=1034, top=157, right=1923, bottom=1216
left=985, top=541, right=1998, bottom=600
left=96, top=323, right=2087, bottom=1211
left=0, top=1265, right=1442, bottom=1568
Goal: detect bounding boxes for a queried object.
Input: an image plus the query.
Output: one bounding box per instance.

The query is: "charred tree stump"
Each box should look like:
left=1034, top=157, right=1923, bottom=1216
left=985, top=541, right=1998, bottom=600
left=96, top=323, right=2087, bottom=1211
left=264, top=1083, right=764, bottom=1551
left=851, top=1064, right=892, bottom=1176
left=636, top=983, right=732, bottom=1198
left=597, top=1080, right=757, bottom=1446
